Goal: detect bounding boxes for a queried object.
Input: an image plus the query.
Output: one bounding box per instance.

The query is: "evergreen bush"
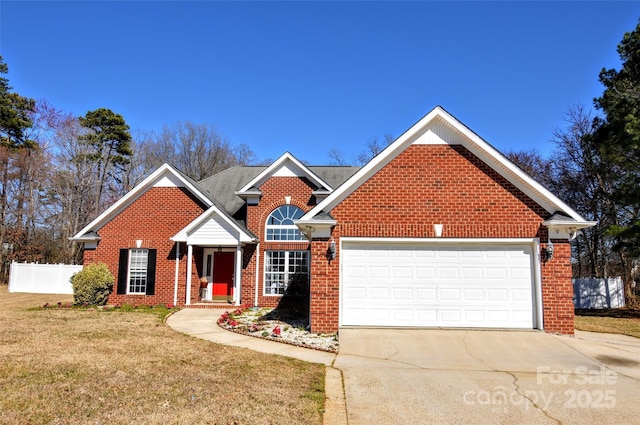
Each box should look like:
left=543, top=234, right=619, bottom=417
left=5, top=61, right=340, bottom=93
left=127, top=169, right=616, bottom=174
left=71, top=263, right=114, bottom=306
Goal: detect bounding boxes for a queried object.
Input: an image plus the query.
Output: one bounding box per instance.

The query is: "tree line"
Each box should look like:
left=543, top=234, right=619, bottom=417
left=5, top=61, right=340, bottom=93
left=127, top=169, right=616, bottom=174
left=504, top=19, right=640, bottom=304
left=2, top=19, right=640, bottom=306
left=0, top=57, right=255, bottom=280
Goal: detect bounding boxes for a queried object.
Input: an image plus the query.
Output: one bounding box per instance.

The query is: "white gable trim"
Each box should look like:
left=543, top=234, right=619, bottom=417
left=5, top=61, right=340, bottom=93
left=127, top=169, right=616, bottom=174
left=301, top=106, right=592, bottom=225
left=171, top=205, right=256, bottom=244
left=237, top=152, right=334, bottom=193
left=70, top=164, right=213, bottom=240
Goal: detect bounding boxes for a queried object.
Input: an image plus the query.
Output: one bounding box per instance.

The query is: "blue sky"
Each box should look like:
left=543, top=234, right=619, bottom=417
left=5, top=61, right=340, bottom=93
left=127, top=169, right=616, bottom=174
left=1, top=1, right=638, bottom=164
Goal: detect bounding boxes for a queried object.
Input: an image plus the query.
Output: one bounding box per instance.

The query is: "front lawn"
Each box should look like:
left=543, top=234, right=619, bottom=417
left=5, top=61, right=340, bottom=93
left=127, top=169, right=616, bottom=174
left=0, top=285, right=325, bottom=425
left=575, top=308, right=640, bottom=339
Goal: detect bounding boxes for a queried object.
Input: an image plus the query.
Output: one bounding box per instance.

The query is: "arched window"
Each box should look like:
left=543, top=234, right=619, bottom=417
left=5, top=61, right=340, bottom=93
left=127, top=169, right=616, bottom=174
left=265, top=205, right=305, bottom=241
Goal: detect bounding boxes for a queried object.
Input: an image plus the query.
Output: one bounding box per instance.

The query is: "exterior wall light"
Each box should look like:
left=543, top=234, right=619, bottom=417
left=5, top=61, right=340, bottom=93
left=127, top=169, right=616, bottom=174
left=542, top=240, right=554, bottom=263
left=327, top=239, right=336, bottom=262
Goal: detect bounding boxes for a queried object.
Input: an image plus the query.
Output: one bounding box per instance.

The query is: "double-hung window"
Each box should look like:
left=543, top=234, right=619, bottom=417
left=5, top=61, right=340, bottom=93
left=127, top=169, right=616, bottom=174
left=117, top=248, right=157, bottom=295
left=128, top=249, right=149, bottom=294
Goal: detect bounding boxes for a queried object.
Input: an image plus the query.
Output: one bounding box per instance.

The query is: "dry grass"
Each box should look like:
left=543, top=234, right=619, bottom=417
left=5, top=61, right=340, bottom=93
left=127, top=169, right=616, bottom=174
left=0, top=285, right=325, bottom=425
left=575, top=308, right=640, bottom=339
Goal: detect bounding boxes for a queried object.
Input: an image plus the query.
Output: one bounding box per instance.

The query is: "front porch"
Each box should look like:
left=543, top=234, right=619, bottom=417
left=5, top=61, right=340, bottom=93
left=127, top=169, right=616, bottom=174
left=170, top=204, right=258, bottom=307
left=181, top=244, right=244, bottom=307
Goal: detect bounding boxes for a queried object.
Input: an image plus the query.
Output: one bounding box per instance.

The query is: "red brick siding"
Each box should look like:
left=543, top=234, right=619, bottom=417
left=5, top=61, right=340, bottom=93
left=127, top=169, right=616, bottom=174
left=241, top=177, right=316, bottom=307
left=540, top=240, right=575, bottom=335
left=309, top=144, right=573, bottom=335
left=83, top=186, right=206, bottom=306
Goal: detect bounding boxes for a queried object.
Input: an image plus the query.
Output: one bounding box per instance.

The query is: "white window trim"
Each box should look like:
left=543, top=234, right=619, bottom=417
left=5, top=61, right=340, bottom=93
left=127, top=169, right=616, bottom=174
left=263, top=250, right=309, bottom=296
left=127, top=248, right=148, bottom=295
left=265, top=205, right=306, bottom=241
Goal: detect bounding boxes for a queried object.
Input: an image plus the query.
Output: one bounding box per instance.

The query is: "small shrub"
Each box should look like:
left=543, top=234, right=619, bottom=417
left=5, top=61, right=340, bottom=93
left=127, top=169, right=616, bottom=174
left=70, top=263, right=114, bottom=306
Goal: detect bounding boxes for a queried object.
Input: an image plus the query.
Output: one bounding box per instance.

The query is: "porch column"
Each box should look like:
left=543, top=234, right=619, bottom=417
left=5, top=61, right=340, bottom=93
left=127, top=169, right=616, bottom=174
left=234, top=245, right=242, bottom=305
left=186, top=244, right=193, bottom=305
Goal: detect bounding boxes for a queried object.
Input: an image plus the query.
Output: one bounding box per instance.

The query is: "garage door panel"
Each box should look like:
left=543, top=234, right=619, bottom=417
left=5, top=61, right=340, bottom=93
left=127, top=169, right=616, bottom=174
left=416, top=266, right=435, bottom=279
left=463, top=288, right=484, bottom=301
left=440, top=288, right=461, bottom=300
left=464, top=310, right=485, bottom=322
left=462, top=267, right=483, bottom=279
left=439, top=268, right=460, bottom=279
left=486, top=268, right=507, bottom=279
left=341, top=242, right=535, bottom=329
left=485, top=250, right=508, bottom=259
left=393, top=309, right=413, bottom=322
left=417, top=288, right=436, bottom=300
left=513, top=310, right=534, bottom=322
left=511, top=288, right=532, bottom=301
left=345, top=286, right=366, bottom=300
left=438, top=250, right=459, bottom=259
left=392, top=250, right=412, bottom=258
left=439, top=309, right=462, bottom=322
left=415, top=250, right=436, bottom=259
left=368, top=265, right=388, bottom=277
left=393, top=288, right=413, bottom=300
left=487, top=289, right=508, bottom=301
left=488, top=310, right=510, bottom=322
left=511, top=268, right=532, bottom=279
left=417, top=308, right=437, bottom=322
left=344, top=264, right=366, bottom=278
left=343, top=308, right=366, bottom=322
left=370, top=287, right=389, bottom=299
left=370, top=308, right=390, bottom=321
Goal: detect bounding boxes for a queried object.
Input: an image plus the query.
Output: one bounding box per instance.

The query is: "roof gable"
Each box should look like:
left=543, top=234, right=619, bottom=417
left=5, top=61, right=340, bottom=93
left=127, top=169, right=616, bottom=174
left=301, top=106, right=592, bottom=224
left=171, top=205, right=256, bottom=244
left=237, top=152, right=334, bottom=193
left=70, top=164, right=213, bottom=240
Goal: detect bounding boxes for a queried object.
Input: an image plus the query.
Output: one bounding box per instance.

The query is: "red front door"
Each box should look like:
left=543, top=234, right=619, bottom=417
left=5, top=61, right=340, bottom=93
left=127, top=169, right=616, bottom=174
left=212, top=252, right=234, bottom=300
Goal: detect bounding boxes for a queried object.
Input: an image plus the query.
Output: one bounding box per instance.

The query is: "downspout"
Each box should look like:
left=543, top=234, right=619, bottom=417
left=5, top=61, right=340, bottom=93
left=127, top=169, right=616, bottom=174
left=254, top=242, right=260, bottom=307
left=173, top=242, right=180, bottom=307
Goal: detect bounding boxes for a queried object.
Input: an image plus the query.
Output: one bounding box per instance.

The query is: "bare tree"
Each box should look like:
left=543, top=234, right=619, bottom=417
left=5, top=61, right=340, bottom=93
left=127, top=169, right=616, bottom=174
left=505, top=149, right=553, bottom=186
left=329, top=133, right=394, bottom=166
left=328, top=148, right=349, bottom=166
left=147, top=121, right=253, bottom=180
left=549, top=105, right=627, bottom=281
left=233, top=143, right=257, bottom=166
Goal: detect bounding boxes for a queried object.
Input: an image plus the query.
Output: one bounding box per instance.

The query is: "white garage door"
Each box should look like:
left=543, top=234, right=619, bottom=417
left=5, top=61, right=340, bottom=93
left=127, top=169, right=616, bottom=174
left=341, top=241, right=536, bottom=329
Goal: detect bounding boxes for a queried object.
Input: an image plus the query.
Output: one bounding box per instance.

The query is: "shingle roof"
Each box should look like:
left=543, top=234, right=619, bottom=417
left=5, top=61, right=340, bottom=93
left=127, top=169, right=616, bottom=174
left=197, top=165, right=360, bottom=216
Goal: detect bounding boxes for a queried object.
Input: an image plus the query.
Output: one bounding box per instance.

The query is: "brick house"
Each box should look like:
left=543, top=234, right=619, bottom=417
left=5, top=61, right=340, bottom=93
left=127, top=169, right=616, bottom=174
left=71, top=106, right=595, bottom=335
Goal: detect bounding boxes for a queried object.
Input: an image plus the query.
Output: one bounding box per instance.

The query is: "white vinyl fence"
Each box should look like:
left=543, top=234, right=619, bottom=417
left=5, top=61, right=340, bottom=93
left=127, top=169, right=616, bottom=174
left=573, top=277, right=626, bottom=309
left=8, top=261, right=82, bottom=294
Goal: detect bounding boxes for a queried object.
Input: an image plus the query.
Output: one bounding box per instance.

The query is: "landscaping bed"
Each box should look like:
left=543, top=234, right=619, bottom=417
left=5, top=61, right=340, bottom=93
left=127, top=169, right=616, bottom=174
left=217, top=307, right=339, bottom=353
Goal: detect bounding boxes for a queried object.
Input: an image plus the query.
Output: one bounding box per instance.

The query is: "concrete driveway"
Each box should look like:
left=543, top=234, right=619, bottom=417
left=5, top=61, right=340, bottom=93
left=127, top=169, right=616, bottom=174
left=334, top=328, right=640, bottom=425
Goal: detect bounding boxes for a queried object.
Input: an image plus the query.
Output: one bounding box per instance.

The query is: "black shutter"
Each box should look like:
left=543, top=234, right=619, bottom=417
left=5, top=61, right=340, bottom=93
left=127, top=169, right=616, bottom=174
left=117, top=249, right=128, bottom=294
left=145, top=249, right=157, bottom=295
